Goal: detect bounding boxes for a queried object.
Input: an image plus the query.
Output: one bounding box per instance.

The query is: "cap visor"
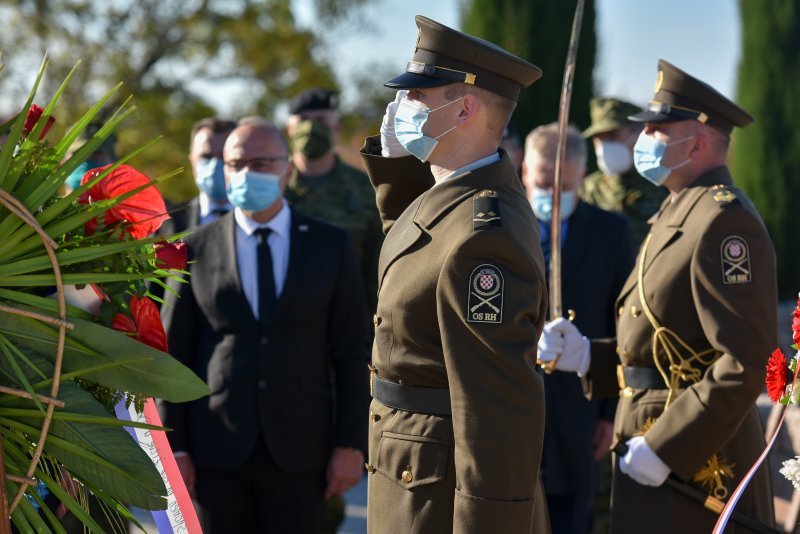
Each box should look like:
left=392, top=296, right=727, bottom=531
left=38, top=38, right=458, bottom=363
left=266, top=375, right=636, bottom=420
left=628, top=110, right=681, bottom=123
left=582, top=122, right=623, bottom=138
left=384, top=71, right=454, bottom=90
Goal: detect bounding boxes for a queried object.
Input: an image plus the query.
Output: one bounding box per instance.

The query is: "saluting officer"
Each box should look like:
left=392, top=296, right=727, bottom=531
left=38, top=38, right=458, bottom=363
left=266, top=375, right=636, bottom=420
left=538, top=59, right=777, bottom=532
left=360, top=15, right=550, bottom=533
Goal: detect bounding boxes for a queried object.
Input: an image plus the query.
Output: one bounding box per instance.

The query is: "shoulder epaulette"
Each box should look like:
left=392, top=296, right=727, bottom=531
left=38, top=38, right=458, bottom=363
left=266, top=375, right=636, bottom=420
left=708, top=184, right=739, bottom=207
left=473, top=189, right=501, bottom=229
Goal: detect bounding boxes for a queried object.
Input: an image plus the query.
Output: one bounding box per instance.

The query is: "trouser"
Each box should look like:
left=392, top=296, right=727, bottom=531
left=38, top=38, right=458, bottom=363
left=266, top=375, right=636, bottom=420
left=546, top=493, right=592, bottom=534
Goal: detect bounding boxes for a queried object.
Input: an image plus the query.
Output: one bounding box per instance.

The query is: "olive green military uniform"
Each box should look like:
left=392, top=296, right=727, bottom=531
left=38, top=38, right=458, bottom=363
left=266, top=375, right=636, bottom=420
left=584, top=61, right=777, bottom=533
left=362, top=138, right=549, bottom=533
left=581, top=168, right=666, bottom=244
left=285, top=157, right=383, bottom=311
left=581, top=97, right=668, bottom=245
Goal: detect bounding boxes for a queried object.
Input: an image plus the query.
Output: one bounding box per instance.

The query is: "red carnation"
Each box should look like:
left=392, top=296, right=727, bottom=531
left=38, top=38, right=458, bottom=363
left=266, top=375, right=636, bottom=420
left=79, top=164, right=169, bottom=239
left=766, top=348, right=791, bottom=403
left=154, top=241, right=188, bottom=270
left=111, top=295, right=168, bottom=353
left=22, top=104, right=55, bottom=140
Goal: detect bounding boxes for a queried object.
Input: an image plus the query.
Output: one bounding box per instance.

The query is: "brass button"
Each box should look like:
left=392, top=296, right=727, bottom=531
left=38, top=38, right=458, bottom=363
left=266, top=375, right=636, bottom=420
left=630, top=306, right=641, bottom=318
left=621, top=386, right=633, bottom=398
left=370, top=411, right=380, bottom=422
left=401, top=469, right=413, bottom=483
left=365, top=463, right=376, bottom=474
left=618, top=306, right=625, bottom=316
left=373, top=314, right=382, bottom=327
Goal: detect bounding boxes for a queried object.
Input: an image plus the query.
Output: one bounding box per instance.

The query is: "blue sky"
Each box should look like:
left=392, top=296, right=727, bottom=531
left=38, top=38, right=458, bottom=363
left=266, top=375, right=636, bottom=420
left=291, top=0, right=741, bottom=114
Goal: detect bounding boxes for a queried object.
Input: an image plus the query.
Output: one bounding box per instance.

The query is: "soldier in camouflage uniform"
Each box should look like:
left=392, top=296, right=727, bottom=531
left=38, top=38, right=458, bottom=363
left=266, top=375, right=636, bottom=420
left=581, top=97, right=668, bottom=244
left=284, top=89, right=383, bottom=314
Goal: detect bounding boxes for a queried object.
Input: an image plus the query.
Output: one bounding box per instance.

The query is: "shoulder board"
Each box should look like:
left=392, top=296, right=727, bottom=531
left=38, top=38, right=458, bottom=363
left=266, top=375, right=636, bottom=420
left=708, top=184, right=739, bottom=207
left=473, top=189, right=501, bottom=230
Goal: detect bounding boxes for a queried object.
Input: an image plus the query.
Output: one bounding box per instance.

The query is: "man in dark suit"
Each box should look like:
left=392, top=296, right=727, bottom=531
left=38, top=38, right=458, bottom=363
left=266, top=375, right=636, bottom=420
left=161, top=122, right=370, bottom=533
left=521, top=123, right=635, bottom=534
left=161, top=117, right=237, bottom=235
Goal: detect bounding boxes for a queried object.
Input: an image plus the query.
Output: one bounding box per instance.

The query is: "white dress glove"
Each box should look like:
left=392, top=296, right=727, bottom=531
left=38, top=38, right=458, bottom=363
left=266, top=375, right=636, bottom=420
left=380, top=90, right=411, bottom=158
left=536, top=317, right=591, bottom=375
left=619, top=436, right=671, bottom=487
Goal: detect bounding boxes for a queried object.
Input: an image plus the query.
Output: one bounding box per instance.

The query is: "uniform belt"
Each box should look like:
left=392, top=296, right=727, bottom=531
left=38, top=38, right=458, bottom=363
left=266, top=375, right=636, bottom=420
left=617, top=365, right=668, bottom=390
left=372, top=375, right=452, bottom=416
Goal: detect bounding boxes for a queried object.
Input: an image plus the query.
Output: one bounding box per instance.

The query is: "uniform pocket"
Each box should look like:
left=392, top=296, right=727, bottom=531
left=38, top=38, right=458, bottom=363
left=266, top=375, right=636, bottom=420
left=377, top=431, right=448, bottom=489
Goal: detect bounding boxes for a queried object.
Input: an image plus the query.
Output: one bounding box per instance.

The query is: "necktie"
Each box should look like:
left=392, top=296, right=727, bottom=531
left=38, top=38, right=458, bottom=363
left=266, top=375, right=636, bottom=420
left=255, top=228, right=276, bottom=324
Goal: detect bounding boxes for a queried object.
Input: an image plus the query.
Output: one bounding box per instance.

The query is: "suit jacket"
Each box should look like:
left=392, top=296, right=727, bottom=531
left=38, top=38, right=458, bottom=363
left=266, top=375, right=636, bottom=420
left=587, top=167, right=776, bottom=533
left=541, top=202, right=634, bottom=496
left=360, top=137, right=549, bottom=534
left=160, top=209, right=370, bottom=473
left=159, top=197, right=201, bottom=236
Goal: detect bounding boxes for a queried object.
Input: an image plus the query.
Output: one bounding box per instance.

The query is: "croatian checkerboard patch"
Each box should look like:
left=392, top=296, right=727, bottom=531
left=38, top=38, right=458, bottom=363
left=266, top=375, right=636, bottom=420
left=467, top=264, right=504, bottom=323
left=721, top=235, right=751, bottom=284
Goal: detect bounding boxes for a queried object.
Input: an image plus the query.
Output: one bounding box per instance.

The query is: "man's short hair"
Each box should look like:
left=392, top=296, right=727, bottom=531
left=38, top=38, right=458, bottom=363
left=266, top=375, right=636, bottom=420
left=444, top=83, right=517, bottom=141
left=189, top=117, right=237, bottom=145
left=525, top=123, right=587, bottom=170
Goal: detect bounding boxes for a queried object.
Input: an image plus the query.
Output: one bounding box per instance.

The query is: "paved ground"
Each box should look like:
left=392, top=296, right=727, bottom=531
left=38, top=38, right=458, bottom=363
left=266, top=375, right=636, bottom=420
left=338, top=475, right=368, bottom=534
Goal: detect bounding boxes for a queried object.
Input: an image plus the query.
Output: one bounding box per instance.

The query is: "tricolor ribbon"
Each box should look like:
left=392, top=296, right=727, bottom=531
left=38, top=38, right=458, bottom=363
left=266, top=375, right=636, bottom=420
left=115, top=398, right=201, bottom=533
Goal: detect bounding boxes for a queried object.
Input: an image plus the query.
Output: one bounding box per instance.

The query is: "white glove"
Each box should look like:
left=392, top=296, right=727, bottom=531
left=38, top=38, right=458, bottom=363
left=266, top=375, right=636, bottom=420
left=537, top=317, right=591, bottom=375
left=380, top=90, right=411, bottom=158
left=619, top=436, right=671, bottom=487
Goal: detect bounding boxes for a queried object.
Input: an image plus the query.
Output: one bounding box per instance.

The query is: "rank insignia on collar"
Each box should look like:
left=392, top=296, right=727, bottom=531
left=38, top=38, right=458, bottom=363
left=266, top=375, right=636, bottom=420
left=473, top=190, right=501, bottom=230
left=721, top=235, right=751, bottom=284
left=467, top=264, right=504, bottom=323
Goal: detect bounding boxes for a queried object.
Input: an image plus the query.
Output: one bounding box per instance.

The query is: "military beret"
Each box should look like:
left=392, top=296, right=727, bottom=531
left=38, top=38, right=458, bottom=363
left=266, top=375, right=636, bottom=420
left=385, top=15, right=542, bottom=102
left=629, top=60, right=753, bottom=135
left=289, top=88, right=339, bottom=115
left=582, top=97, right=642, bottom=138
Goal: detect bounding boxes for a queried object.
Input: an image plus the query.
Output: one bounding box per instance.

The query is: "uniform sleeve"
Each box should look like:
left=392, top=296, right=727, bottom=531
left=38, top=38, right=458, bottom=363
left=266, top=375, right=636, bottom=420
left=360, top=135, right=434, bottom=233
left=645, top=206, right=777, bottom=480
left=158, top=248, right=200, bottom=453
left=436, top=227, right=547, bottom=531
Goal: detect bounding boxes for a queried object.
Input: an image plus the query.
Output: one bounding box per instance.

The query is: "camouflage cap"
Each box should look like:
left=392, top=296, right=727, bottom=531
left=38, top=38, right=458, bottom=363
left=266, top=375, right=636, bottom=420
left=384, top=16, right=542, bottom=102
left=582, top=97, right=642, bottom=138
left=628, top=59, right=753, bottom=135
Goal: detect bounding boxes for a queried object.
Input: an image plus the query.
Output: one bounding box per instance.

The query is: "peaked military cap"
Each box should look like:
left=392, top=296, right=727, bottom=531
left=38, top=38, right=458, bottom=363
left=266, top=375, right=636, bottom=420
left=385, top=15, right=542, bottom=102
left=289, top=88, right=339, bottom=115
left=629, top=59, right=754, bottom=135
left=582, top=97, right=642, bottom=138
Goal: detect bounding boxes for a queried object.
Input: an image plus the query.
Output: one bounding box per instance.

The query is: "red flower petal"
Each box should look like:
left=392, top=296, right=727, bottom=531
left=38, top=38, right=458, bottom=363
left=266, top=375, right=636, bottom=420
left=79, top=164, right=170, bottom=238
left=766, top=348, right=790, bottom=403
left=110, top=295, right=168, bottom=353
left=111, top=313, right=136, bottom=334
left=22, top=105, right=43, bottom=135
left=154, top=241, right=188, bottom=270
left=793, top=298, right=800, bottom=346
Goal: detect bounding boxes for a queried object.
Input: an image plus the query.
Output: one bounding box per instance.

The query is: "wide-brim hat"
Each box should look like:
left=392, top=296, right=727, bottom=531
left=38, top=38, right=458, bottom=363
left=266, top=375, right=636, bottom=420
left=385, top=16, right=542, bottom=102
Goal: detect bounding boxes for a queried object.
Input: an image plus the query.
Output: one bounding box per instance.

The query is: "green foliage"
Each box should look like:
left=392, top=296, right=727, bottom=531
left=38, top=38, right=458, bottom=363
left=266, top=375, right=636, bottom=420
left=732, top=0, right=800, bottom=298
left=460, top=0, right=596, bottom=138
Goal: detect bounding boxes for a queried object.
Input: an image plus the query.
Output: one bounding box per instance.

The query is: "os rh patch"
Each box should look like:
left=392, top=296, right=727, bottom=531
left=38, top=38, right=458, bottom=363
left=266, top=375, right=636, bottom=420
left=721, top=235, right=751, bottom=285
left=467, top=264, right=504, bottom=324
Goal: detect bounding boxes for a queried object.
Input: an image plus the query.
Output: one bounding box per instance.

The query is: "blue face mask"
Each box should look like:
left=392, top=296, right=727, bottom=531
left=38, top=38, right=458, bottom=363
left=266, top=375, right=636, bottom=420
left=394, top=97, right=462, bottom=162
left=530, top=188, right=577, bottom=222
left=633, top=133, right=694, bottom=186
left=227, top=170, right=282, bottom=212
left=195, top=157, right=228, bottom=201
left=66, top=160, right=95, bottom=190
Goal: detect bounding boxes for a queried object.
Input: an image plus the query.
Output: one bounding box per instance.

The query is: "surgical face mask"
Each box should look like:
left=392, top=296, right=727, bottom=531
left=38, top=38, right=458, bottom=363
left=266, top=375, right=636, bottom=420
left=633, top=133, right=694, bottom=186
left=393, top=97, right=463, bottom=162
left=596, top=140, right=633, bottom=175
left=530, top=187, right=577, bottom=222
left=66, top=160, right=95, bottom=190
left=195, top=157, right=228, bottom=201
left=227, top=170, right=282, bottom=212
left=292, top=119, right=332, bottom=160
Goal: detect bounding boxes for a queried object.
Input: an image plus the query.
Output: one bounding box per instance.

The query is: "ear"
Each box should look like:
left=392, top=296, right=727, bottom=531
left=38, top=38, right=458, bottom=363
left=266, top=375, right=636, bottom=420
left=457, top=93, right=479, bottom=126
left=691, top=133, right=708, bottom=156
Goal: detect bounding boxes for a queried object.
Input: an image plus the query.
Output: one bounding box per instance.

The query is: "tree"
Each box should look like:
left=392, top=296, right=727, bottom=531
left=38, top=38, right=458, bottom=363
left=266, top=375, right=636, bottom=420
left=0, top=0, right=368, bottom=203
left=460, top=0, right=596, bottom=140
left=732, top=0, right=800, bottom=297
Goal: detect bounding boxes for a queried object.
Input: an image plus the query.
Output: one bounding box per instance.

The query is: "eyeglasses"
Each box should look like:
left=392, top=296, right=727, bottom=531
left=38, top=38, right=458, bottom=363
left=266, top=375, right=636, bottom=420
left=224, top=156, right=289, bottom=173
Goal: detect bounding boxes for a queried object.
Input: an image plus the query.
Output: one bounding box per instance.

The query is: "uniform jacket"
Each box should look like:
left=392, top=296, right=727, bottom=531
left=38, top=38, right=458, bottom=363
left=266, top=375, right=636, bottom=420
left=541, top=202, right=634, bottom=496
left=587, top=166, right=776, bottom=533
left=361, top=136, right=549, bottom=533
left=160, top=209, right=370, bottom=473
